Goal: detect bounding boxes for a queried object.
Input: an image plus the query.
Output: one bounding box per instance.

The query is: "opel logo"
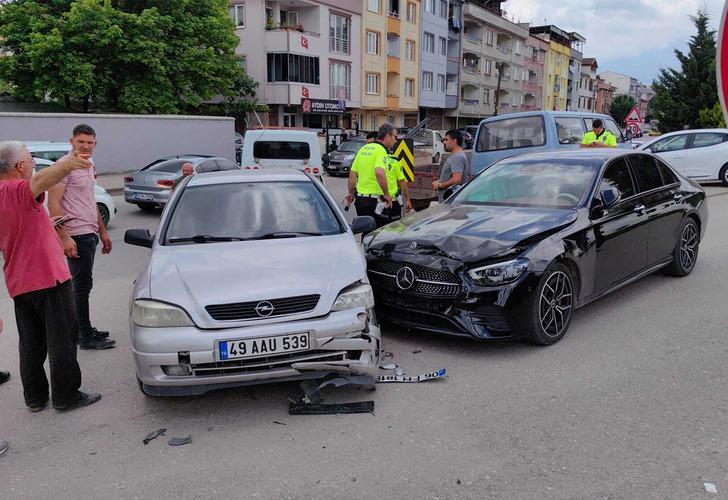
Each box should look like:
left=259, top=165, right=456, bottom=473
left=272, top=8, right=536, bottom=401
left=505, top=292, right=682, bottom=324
left=395, top=266, right=416, bottom=291
left=410, top=242, right=417, bottom=250
left=254, top=301, right=275, bottom=317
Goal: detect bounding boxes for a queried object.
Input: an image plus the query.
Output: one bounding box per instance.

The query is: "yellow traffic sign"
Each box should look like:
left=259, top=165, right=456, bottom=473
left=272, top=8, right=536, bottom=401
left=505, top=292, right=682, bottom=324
left=393, top=139, right=414, bottom=182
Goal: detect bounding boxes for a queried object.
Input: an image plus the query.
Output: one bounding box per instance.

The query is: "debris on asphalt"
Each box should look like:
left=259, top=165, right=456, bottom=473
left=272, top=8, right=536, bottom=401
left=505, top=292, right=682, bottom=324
left=289, top=401, right=374, bottom=415
left=168, top=435, right=192, bottom=446
left=376, top=368, right=447, bottom=383
left=142, top=428, right=166, bottom=445
left=384, top=352, right=394, bottom=358
left=273, top=421, right=287, bottom=426
left=300, top=379, right=324, bottom=404
left=380, top=363, right=397, bottom=370
left=704, top=483, right=718, bottom=493
left=394, top=367, right=405, bottom=376
left=412, top=350, right=422, bottom=354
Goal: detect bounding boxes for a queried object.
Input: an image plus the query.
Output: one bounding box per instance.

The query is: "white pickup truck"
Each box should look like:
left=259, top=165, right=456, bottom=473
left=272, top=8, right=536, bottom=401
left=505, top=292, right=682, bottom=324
left=240, top=129, right=324, bottom=182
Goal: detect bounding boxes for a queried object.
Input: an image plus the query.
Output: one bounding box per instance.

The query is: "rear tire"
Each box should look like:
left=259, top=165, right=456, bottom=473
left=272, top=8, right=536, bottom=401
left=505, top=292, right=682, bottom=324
left=519, top=263, right=575, bottom=346
left=719, top=164, right=728, bottom=186
left=665, top=218, right=699, bottom=276
left=137, top=203, right=157, bottom=212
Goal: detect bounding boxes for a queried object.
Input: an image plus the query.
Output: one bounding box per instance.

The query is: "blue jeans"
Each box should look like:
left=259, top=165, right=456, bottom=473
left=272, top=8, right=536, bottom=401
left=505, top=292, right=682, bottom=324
left=68, top=233, right=99, bottom=338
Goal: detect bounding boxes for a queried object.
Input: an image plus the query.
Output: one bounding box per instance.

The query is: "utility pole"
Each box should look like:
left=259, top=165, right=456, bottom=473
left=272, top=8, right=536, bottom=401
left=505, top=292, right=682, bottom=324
left=493, top=61, right=505, bottom=116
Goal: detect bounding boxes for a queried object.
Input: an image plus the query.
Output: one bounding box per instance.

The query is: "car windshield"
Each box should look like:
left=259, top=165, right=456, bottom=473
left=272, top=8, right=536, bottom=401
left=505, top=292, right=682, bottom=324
left=452, top=158, right=596, bottom=208
left=337, top=140, right=366, bottom=152
left=165, top=181, right=343, bottom=243
left=146, top=159, right=188, bottom=173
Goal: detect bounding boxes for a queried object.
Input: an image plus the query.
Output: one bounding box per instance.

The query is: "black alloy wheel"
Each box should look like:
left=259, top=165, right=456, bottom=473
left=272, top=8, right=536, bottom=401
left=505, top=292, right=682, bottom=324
left=522, top=263, right=575, bottom=345
left=666, top=218, right=699, bottom=276
left=720, top=164, right=728, bottom=187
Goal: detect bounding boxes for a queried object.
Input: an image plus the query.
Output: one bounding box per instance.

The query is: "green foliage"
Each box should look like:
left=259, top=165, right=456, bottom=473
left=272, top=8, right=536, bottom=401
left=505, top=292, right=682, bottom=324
left=609, top=95, right=636, bottom=126
left=0, top=0, right=256, bottom=114
left=651, top=9, right=717, bottom=132
left=698, top=101, right=726, bottom=128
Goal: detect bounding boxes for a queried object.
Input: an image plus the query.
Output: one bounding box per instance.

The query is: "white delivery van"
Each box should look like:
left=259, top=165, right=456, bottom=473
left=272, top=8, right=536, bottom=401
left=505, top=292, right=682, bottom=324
left=240, top=129, right=324, bottom=182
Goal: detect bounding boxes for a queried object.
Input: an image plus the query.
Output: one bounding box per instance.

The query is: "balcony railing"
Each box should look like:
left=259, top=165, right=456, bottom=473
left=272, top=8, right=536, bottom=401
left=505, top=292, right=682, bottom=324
left=330, top=85, right=351, bottom=100
left=329, top=37, right=350, bottom=55
left=496, top=45, right=512, bottom=54
left=465, top=34, right=482, bottom=44
left=463, top=65, right=480, bottom=74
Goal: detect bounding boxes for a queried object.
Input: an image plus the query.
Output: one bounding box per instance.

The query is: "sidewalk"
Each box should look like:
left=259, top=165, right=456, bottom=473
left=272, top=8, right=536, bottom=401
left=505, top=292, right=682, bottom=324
left=96, top=173, right=127, bottom=196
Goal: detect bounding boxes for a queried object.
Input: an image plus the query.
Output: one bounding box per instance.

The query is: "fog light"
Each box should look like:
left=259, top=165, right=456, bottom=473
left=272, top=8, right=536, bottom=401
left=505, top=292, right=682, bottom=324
left=357, top=312, right=368, bottom=322
left=162, top=364, right=191, bottom=376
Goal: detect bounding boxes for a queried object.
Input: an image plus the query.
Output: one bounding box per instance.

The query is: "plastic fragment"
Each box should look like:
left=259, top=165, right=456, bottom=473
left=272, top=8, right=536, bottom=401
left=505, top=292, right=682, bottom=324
left=168, top=435, right=192, bottom=446
left=289, top=401, right=374, bottom=415
left=380, top=363, right=397, bottom=370
left=705, top=483, right=717, bottom=494
left=142, top=428, right=166, bottom=445
left=395, top=367, right=405, bottom=376
left=412, top=350, right=422, bottom=354
left=273, top=421, right=287, bottom=426
left=376, top=368, right=447, bottom=383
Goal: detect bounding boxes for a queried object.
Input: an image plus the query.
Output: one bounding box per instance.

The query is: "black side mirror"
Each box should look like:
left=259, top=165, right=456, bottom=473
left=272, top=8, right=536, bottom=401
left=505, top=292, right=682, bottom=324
left=442, top=185, right=461, bottom=201
left=625, top=129, right=633, bottom=141
left=600, top=186, right=621, bottom=208
left=125, top=229, right=154, bottom=248
left=350, top=216, right=376, bottom=234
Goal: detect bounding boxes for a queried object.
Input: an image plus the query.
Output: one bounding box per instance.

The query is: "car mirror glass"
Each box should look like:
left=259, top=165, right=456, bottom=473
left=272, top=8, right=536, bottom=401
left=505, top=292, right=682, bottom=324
left=125, top=229, right=154, bottom=248
left=350, top=216, right=376, bottom=234
left=600, top=186, right=621, bottom=209
left=442, top=185, right=461, bottom=201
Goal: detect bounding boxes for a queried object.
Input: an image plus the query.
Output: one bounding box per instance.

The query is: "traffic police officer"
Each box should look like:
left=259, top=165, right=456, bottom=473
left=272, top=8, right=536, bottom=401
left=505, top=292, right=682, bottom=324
left=580, top=119, right=617, bottom=148
left=346, top=123, right=399, bottom=227
left=385, top=154, right=412, bottom=222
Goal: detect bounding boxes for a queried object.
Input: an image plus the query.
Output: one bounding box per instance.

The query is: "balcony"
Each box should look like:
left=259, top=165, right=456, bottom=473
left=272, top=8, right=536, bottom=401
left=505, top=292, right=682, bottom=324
left=387, top=56, right=400, bottom=74
left=387, top=14, right=401, bottom=35
left=460, top=99, right=480, bottom=115
left=386, top=95, right=400, bottom=109
left=266, top=28, right=323, bottom=55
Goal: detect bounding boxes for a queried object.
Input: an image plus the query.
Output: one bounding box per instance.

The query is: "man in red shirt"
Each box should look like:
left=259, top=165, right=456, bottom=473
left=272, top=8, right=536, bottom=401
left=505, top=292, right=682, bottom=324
left=0, top=140, right=101, bottom=412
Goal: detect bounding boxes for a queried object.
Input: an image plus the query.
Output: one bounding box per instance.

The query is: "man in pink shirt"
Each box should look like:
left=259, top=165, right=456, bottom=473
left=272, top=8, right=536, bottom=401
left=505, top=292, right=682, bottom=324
left=49, top=124, right=115, bottom=350
left=0, top=140, right=101, bottom=412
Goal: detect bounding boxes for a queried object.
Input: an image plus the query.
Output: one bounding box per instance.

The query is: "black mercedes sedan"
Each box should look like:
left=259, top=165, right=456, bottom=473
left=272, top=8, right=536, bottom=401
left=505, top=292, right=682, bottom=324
left=364, top=150, right=707, bottom=345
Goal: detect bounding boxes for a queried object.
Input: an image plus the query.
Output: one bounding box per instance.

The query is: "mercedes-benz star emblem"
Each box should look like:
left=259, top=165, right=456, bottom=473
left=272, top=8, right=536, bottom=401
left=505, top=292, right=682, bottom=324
left=410, top=242, right=417, bottom=250
left=395, top=266, right=416, bottom=291
left=254, top=301, right=275, bottom=317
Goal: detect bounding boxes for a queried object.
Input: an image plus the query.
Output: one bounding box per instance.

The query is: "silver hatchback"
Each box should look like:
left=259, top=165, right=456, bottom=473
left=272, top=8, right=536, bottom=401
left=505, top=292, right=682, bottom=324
left=125, top=169, right=379, bottom=396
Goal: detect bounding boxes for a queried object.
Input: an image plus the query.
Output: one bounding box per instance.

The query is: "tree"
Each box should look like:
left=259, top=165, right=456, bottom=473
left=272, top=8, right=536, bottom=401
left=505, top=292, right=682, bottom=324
left=609, top=95, right=636, bottom=126
left=651, top=9, right=717, bottom=131
left=0, top=0, right=253, bottom=114
left=698, top=101, right=726, bottom=128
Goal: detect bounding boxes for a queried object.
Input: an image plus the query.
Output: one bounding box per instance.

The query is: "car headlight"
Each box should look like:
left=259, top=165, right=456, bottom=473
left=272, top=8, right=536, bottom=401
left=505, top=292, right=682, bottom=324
left=331, top=283, right=375, bottom=311
left=345, top=154, right=355, bottom=161
left=132, top=299, right=194, bottom=327
left=468, top=258, right=529, bottom=286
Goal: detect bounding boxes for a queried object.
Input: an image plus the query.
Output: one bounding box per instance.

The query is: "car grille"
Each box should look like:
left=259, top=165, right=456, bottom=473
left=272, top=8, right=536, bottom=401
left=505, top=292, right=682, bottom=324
left=368, top=260, right=460, bottom=297
left=205, top=294, right=320, bottom=321
left=190, top=350, right=352, bottom=377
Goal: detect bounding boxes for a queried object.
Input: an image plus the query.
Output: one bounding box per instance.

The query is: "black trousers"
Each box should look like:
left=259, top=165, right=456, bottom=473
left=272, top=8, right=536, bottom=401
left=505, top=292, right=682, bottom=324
left=355, top=196, right=401, bottom=228
left=13, top=281, right=82, bottom=407
left=68, top=233, right=98, bottom=337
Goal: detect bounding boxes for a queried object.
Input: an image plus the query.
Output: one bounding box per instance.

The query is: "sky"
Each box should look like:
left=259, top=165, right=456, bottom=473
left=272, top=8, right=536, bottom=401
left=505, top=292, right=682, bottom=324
left=505, top=0, right=725, bottom=84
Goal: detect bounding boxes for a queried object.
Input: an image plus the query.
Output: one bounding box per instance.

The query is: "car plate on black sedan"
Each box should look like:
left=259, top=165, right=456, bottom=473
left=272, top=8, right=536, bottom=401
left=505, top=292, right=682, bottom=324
left=218, top=333, right=310, bottom=361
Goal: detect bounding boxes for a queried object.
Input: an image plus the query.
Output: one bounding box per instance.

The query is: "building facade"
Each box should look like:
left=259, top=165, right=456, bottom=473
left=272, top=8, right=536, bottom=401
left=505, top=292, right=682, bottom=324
left=419, top=0, right=451, bottom=128
left=530, top=25, right=571, bottom=111
left=522, top=33, right=548, bottom=112
left=567, top=32, right=585, bottom=111
left=577, top=57, right=597, bottom=112
left=595, top=75, right=616, bottom=114
left=445, top=0, right=464, bottom=123
left=231, top=0, right=362, bottom=130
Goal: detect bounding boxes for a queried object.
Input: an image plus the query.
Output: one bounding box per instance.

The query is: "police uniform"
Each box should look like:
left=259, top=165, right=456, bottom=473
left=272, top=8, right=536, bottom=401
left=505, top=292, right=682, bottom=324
left=351, top=141, right=390, bottom=226
left=384, top=155, right=405, bottom=223
left=582, top=129, right=617, bottom=147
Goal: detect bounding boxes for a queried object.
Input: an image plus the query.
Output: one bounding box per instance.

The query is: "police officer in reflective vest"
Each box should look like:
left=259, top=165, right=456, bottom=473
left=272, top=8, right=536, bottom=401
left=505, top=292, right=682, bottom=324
left=581, top=119, right=617, bottom=148
left=346, top=123, right=399, bottom=227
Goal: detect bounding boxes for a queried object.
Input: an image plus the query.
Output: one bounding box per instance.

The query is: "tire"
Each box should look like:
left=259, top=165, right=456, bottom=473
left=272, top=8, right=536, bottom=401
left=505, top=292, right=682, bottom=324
left=97, top=203, right=110, bottom=227
left=719, top=164, right=728, bottom=186
left=665, top=217, right=699, bottom=276
left=137, top=203, right=157, bottom=212
left=519, top=263, right=575, bottom=346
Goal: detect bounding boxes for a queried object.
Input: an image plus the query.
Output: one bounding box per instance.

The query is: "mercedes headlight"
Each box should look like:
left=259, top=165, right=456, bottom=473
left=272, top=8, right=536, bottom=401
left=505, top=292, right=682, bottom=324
left=132, top=299, right=194, bottom=327
left=468, top=259, right=529, bottom=286
left=331, top=283, right=375, bottom=311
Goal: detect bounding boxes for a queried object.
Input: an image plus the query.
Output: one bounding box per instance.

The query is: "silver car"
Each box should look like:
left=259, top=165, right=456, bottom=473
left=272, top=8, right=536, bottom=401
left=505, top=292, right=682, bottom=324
left=124, top=169, right=379, bottom=396
left=325, top=139, right=367, bottom=176
left=124, top=156, right=239, bottom=211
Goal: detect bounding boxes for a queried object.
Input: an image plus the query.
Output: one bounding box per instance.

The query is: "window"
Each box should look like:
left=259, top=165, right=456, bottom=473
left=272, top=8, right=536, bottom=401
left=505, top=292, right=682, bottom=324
left=650, top=134, right=688, bottom=153
left=600, top=159, right=635, bottom=200
left=424, top=0, right=435, bottom=13
left=690, top=132, right=727, bottom=148
left=281, top=10, right=298, bottom=26
left=388, top=115, right=396, bottom=124
left=514, top=40, right=522, bottom=54
left=329, top=14, right=351, bottom=55
left=485, top=29, right=494, bottom=45
left=366, top=31, right=380, bottom=55
left=585, top=118, right=625, bottom=143
left=253, top=141, right=310, bottom=160
left=366, top=73, right=380, bottom=94
left=370, top=115, right=377, bottom=130
left=484, top=59, right=492, bottom=75
left=437, top=74, right=446, bottom=92
left=476, top=115, right=546, bottom=152
left=423, top=71, right=433, bottom=91
left=407, top=2, right=416, bottom=23
left=439, top=36, right=447, bottom=56
left=483, top=88, right=490, bottom=103
left=330, top=62, right=351, bottom=100
left=629, top=155, right=664, bottom=192
left=406, top=40, right=416, bottom=60
left=423, top=32, right=435, bottom=53
left=405, top=78, right=414, bottom=97
left=555, top=117, right=584, bottom=145
left=655, top=158, right=678, bottom=185
left=368, top=0, right=380, bottom=13
left=267, top=54, right=320, bottom=84
left=229, top=4, right=245, bottom=28
left=439, top=0, right=447, bottom=17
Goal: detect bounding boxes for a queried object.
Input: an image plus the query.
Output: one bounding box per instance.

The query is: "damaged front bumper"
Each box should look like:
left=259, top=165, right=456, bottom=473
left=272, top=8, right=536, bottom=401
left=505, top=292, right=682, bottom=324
left=132, top=308, right=380, bottom=396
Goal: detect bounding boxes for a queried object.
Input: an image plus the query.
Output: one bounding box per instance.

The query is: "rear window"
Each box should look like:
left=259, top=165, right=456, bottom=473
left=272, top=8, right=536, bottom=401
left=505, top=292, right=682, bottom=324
left=555, top=117, right=585, bottom=145
left=31, top=150, right=70, bottom=162
left=253, top=141, right=310, bottom=160
left=476, top=115, right=545, bottom=152
left=147, top=160, right=188, bottom=173
left=629, top=154, right=664, bottom=192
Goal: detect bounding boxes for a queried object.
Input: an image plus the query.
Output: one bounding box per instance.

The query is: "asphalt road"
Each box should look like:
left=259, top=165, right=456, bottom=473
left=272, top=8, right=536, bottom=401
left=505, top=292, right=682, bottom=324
left=0, top=177, right=727, bottom=499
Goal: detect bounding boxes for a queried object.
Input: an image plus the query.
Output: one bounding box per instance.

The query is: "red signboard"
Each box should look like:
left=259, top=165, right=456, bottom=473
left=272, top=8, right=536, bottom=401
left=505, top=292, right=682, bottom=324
left=718, top=1, right=728, bottom=123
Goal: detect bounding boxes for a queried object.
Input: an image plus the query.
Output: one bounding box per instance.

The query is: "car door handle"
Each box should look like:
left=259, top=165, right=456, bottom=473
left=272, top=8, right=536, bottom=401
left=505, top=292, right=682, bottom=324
left=633, top=204, right=646, bottom=214
left=673, top=193, right=683, bottom=202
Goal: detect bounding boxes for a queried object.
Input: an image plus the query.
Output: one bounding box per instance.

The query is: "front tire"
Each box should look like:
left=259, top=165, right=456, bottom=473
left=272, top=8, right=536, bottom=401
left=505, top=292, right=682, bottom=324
left=719, top=164, right=728, bottom=186
left=520, top=263, right=575, bottom=346
left=665, top=218, right=699, bottom=276
left=433, top=152, right=441, bottom=164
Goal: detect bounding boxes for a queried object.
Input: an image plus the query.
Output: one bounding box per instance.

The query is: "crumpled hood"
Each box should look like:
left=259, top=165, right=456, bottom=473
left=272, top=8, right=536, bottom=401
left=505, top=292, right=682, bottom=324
left=368, top=204, right=577, bottom=263
left=148, top=234, right=365, bottom=327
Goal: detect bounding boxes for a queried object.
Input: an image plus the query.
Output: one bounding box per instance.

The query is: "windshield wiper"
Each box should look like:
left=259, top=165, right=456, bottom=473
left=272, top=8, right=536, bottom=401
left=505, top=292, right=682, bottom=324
left=168, top=235, right=243, bottom=243
left=255, top=232, right=324, bottom=240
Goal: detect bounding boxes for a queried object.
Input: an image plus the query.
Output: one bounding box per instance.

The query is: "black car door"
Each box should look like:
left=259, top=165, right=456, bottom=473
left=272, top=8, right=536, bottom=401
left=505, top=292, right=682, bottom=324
left=628, top=154, right=685, bottom=264
left=592, top=157, right=649, bottom=293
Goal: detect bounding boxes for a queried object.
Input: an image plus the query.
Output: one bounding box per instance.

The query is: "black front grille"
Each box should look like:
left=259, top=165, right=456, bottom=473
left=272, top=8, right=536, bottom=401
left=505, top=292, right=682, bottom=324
left=206, top=294, right=320, bottom=321
left=368, top=260, right=460, bottom=297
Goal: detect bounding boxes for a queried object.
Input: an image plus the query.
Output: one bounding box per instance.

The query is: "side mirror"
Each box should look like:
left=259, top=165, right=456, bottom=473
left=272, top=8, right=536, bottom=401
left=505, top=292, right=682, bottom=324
left=600, top=186, right=621, bottom=208
left=125, top=229, right=154, bottom=248
left=625, top=129, right=633, bottom=141
left=442, top=184, right=461, bottom=201
left=350, top=216, right=376, bottom=234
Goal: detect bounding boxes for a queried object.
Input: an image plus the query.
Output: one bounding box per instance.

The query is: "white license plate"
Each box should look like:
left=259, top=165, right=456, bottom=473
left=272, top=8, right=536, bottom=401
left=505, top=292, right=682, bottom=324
left=133, top=193, right=154, bottom=201
left=218, top=333, right=310, bottom=361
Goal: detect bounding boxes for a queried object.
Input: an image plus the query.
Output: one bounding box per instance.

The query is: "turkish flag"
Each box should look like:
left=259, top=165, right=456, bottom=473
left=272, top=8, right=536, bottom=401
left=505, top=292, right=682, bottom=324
left=302, top=86, right=310, bottom=98
left=301, top=36, right=308, bottom=49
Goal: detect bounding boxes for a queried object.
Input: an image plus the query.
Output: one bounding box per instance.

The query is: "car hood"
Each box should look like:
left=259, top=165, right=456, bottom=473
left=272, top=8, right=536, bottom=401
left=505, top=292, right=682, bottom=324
left=367, top=204, right=577, bottom=263
left=329, top=150, right=357, bottom=161
left=147, top=234, right=366, bottom=328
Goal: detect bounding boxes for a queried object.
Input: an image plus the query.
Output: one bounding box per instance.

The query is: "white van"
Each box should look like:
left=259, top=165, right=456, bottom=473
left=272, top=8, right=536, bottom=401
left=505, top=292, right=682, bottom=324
left=240, top=129, right=324, bottom=182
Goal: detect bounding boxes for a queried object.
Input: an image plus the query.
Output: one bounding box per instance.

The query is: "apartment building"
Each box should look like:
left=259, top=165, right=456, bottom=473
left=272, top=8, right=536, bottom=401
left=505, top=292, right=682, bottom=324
left=419, top=0, right=452, bottom=129
left=360, top=0, right=421, bottom=131
left=595, top=75, right=616, bottom=114
left=522, top=33, right=548, bottom=112
left=567, top=32, right=585, bottom=111
left=230, top=0, right=362, bottom=129
left=530, top=25, right=571, bottom=111
left=447, top=0, right=528, bottom=126
left=576, top=57, right=597, bottom=112
left=444, top=0, right=464, bottom=126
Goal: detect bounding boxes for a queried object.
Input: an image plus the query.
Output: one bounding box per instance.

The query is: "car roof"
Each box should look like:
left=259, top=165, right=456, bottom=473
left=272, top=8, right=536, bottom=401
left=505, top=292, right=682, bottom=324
left=481, top=110, right=612, bottom=123
left=499, top=148, right=637, bottom=166
left=25, top=142, right=71, bottom=151
left=186, top=169, right=309, bottom=187
left=643, top=128, right=728, bottom=138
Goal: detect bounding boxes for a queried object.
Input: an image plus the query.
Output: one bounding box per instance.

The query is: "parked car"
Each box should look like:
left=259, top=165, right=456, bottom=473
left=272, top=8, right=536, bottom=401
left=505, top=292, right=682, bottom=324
left=27, top=142, right=116, bottom=227
left=124, top=155, right=239, bottom=211
left=124, top=169, right=378, bottom=396
left=638, top=128, right=728, bottom=185
left=325, top=138, right=368, bottom=176
left=240, top=129, right=324, bottom=182
left=364, top=150, right=706, bottom=345
left=470, top=111, right=631, bottom=176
